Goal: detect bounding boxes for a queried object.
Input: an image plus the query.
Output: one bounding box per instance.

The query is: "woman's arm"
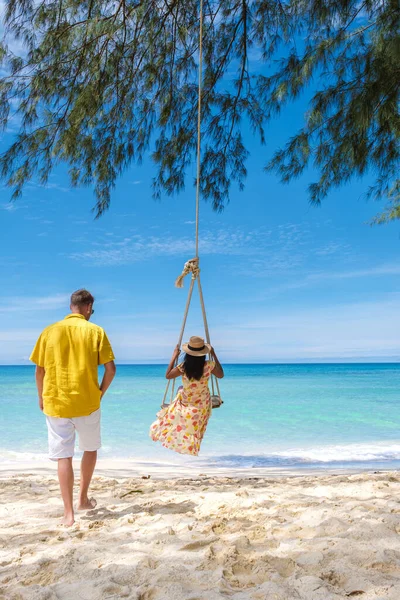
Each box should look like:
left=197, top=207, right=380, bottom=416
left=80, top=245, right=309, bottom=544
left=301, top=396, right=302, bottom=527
left=166, top=345, right=182, bottom=379
left=210, top=347, right=224, bottom=378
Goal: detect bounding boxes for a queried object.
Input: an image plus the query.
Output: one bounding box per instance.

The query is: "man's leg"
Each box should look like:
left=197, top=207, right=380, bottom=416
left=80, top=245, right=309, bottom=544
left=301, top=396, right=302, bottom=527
left=78, top=450, right=97, bottom=509
left=75, top=409, right=101, bottom=510
left=58, top=458, right=75, bottom=526
left=46, top=416, right=76, bottom=526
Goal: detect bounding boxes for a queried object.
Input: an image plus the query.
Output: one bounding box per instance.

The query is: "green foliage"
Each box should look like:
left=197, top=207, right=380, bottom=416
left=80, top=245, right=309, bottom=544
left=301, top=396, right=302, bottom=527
left=0, top=0, right=398, bottom=219
left=264, top=0, right=400, bottom=222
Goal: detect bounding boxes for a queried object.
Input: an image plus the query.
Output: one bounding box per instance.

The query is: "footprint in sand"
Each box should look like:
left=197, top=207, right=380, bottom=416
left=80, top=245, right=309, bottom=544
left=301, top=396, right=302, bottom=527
left=88, top=520, right=105, bottom=530
left=180, top=537, right=219, bottom=551
left=136, top=587, right=157, bottom=600
left=222, top=554, right=296, bottom=589
left=72, top=531, right=85, bottom=539
left=100, top=583, right=131, bottom=597
left=246, top=526, right=267, bottom=541
left=211, top=519, right=228, bottom=534
left=0, top=554, right=19, bottom=567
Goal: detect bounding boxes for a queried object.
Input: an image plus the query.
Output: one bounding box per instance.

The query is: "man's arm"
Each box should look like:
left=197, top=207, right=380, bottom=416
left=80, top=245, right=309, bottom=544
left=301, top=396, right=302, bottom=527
left=35, top=366, right=45, bottom=411
left=100, top=361, right=116, bottom=399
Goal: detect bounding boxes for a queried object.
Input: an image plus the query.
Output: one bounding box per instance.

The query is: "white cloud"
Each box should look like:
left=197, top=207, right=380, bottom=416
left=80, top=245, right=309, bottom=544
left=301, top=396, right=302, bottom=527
left=220, top=295, right=400, bottom=361
left=66, top=222, right=385, bottom=290
left=0, top=202, right=16, bottom=212
left=83, top=295, right=400, bottom=362
left=314, top=242, right=352, bottom=257
left=68, top=224, right=302, bottom=266
left=68, top=231, right=235, bottom=265
left=0, top=327, right=39, bottom=363
left=26, top=182, right=70, bottom=193
left=0, top=1, right=28, bottom=56
left=264, top=263, right=400, bottom=296
left=4, top=112, right=22, bottom=133
left=314, top=264, right=400, bottom=280
left=0, top=294, right=69, bottom=313
left=1, top=294, right=399, bottom=363
left=0, top=329, right=39, bottom=342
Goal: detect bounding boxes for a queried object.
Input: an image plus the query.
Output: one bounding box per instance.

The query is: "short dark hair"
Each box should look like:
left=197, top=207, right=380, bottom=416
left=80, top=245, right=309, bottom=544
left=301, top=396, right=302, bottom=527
left=70, top=289, right=95, bottom=306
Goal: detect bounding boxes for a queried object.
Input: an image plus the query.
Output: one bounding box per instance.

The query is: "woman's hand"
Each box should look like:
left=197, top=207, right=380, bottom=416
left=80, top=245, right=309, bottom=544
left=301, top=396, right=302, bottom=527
left=172, top=345, right=180, bottom=359
left=210, top=346, right=224, bottom=378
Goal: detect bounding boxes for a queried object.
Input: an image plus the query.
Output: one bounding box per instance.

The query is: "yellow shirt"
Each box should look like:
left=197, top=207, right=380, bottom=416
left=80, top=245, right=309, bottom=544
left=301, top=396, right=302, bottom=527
left=30, top=314, right=115, bottom=418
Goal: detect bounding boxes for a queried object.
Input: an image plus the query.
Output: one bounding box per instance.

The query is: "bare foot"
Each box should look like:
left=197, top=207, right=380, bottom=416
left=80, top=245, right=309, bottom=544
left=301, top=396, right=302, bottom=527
left=77, top=497, right=97, bottom=511
left=62, top=512, right=75, bottom=527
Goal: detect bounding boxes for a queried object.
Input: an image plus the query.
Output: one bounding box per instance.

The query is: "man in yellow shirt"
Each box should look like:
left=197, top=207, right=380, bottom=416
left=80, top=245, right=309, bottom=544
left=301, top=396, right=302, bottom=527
left=30, top=289, right=116, bottom=526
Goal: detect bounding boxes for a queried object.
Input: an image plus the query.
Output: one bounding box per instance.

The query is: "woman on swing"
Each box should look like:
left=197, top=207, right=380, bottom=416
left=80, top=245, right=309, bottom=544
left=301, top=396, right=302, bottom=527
left=150, top=336, right=224, bottom=456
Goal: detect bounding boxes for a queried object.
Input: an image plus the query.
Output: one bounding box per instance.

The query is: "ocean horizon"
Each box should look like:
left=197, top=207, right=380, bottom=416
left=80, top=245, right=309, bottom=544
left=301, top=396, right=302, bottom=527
left=2, top=363, right=400, bottom=471
left=3, top=360, right=400, bottom=365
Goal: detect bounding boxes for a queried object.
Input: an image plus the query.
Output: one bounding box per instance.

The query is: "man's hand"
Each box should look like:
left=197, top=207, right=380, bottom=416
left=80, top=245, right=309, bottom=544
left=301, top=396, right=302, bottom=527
left=39, top=397, right=44, bottom=411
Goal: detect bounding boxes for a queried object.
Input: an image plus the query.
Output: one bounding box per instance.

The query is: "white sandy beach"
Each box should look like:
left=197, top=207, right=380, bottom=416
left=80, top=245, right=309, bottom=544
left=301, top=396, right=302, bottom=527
left=1, top=465, right=400, bottom=599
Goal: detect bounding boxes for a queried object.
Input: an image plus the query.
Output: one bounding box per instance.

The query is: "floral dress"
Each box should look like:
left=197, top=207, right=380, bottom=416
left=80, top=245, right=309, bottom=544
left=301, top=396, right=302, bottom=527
left=149, top=361, right=215, bottom=456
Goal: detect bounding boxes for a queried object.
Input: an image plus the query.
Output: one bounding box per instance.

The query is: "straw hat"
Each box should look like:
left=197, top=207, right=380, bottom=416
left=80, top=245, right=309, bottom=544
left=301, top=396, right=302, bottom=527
left=182, top=336, right=211, bottom=357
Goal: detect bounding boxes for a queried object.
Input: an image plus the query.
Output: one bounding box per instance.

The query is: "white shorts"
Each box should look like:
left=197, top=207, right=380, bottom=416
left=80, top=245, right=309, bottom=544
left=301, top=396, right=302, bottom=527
left=46, top=409, right=101, bottom=461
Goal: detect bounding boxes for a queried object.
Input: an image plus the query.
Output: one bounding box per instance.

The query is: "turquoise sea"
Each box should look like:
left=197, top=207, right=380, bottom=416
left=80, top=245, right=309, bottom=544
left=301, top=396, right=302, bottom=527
left=1, top=364, right=400, bottom=470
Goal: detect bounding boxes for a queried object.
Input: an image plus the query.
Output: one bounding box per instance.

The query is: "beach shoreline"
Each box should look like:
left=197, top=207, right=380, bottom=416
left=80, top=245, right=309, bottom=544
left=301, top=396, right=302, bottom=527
left=0, top=456, right=398, bottom=479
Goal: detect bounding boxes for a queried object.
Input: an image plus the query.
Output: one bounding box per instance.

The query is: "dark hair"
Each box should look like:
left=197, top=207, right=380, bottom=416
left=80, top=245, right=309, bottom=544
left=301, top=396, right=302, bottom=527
left=70, top=289, right=95, bottom=307
left=182, top=353, right=206, bottom=381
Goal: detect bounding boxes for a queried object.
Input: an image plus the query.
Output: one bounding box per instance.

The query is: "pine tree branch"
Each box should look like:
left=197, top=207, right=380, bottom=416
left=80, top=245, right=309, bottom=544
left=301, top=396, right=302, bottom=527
left=223, top=0, right=249, bottom=156
left=0, top=0, right=398, bottom=220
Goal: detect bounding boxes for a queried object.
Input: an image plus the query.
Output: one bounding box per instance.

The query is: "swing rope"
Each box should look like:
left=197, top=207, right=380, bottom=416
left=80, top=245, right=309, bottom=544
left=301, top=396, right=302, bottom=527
left=161, top=0, right=221, bottom=408
left=195, top=0, right=203, bottom=260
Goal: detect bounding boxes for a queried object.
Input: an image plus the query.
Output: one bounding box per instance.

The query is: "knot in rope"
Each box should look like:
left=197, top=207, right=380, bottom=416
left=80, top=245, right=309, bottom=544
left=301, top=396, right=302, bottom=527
left=175, top=257, right=200, bottom=288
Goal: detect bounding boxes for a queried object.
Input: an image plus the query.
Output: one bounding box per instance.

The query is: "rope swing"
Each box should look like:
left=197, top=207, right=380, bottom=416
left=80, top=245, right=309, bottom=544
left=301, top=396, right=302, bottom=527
left=161, top=0, right=222, bottom=410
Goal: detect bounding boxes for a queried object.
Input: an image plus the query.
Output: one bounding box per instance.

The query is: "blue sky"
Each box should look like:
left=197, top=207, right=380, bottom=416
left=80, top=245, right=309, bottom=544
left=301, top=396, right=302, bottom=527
left=1, top=133, right=399, bottom=364
left=1, top=7, right=399, bottom=364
